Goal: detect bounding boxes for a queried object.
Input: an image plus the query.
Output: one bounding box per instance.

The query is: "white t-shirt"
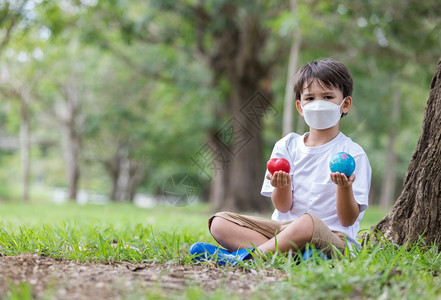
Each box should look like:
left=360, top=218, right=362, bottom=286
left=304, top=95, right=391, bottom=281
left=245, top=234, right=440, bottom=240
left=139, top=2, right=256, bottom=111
left=261, top=132, right=371, bottom=248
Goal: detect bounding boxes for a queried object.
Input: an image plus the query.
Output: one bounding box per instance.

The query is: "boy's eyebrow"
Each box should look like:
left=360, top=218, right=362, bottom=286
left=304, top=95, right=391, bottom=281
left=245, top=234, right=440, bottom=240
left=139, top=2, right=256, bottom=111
left=301, top=91, right=337, bottom=96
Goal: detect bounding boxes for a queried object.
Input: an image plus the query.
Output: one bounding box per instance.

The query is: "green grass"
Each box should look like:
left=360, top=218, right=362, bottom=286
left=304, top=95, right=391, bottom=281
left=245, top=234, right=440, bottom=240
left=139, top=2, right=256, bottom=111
left=0, top=202, right=215, bottom=263
left=1, top=201, right=440, bottom=299
left=0, top=201, right=382, bottom=262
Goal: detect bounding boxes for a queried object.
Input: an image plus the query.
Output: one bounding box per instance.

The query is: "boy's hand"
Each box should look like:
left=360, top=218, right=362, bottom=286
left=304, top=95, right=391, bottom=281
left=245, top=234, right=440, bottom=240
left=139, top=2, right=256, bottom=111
left=330, top=172, right=355, bottom=187
left=267, top=171, right=291, bottom=189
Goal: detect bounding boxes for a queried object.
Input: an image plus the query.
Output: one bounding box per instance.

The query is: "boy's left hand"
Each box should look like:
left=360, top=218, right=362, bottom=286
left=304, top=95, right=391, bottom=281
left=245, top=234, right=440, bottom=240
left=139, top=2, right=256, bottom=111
left=330, top=172, right=355, bottom=187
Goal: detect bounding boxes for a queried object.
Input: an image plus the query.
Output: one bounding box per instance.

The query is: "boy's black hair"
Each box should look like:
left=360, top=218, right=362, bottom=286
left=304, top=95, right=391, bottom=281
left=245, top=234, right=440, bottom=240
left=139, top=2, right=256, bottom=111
left=293, top=58, right=353, bottom=101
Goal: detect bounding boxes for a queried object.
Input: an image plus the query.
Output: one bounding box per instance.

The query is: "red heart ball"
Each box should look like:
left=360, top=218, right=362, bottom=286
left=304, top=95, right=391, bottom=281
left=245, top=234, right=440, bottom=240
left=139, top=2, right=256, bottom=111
left=267, top=158, right=290, bottom=175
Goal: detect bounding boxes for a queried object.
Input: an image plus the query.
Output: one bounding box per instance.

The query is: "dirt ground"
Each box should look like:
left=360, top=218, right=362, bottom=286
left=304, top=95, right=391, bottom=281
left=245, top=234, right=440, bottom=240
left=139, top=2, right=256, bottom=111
left=0, top=253, right=286, bottom=299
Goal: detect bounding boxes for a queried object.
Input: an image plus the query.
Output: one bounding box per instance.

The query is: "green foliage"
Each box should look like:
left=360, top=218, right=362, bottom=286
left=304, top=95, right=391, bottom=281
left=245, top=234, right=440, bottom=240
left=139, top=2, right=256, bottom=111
left=0, top=0, right=439, bottom=204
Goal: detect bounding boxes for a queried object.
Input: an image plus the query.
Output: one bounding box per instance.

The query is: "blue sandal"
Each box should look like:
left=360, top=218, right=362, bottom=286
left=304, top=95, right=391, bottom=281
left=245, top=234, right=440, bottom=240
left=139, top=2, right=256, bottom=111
left=189, top=242, right=254, bottom=266
left=302, top=248, right=330, bottom=261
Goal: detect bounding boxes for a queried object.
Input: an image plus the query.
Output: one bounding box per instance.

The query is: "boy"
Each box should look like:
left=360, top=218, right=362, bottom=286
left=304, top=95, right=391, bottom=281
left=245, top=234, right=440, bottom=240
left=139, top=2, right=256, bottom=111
left=190, top=58, right=371, bottom=265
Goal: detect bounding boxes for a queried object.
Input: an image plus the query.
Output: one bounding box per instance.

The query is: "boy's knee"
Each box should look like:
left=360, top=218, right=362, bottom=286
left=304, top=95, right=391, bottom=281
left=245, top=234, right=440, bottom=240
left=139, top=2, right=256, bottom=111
left=302, top=213, right=315, bottom=226
left=209, top=216, right=228, bottom=239
left=296, top=214, right=315, bottom=241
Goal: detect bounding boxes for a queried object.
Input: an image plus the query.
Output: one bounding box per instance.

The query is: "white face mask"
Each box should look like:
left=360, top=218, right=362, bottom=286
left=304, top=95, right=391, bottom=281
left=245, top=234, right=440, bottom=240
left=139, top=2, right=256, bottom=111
left=301, top=98, right=346, bottom=130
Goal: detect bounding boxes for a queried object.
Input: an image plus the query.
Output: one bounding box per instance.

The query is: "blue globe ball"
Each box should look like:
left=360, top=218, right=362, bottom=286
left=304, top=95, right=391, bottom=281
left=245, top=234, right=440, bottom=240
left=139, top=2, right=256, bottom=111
left=329, top=152, right=356, bottom=177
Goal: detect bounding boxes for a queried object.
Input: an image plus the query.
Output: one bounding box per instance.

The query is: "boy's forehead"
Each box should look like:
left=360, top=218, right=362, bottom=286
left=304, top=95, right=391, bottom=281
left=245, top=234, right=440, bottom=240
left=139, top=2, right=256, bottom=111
left=301, top=79, right=338, bottom=95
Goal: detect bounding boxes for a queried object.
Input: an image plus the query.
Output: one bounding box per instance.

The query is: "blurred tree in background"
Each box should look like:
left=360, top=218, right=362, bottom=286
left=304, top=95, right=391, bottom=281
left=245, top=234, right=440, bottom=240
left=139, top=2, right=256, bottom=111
left=0, top=0, right=439, bottom=212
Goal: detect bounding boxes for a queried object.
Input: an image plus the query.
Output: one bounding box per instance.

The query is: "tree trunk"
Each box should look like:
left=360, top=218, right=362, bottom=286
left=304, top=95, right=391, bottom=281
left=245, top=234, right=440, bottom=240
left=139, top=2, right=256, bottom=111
left=282, top=0, right=301, bottom=136
left=61, top=120, right=81, bottom=201
left=103, top=148, right=123, bottom=201
left=0, top=61, right=51, bottom=205
left=125, top=159, right=145, bottom=201
left=114, top=151, right=130, bottom=201
left=0, top=76, right=33, bottom=203
left=208, top=130, right=231, bottom=211
left=223, top=88, right=272, bottom=212
left=19, top=91, right=30, bottom=202
left=206, top=11, right=273, bottom=212
left=109, top=170, right=119, bottom=201
left=102, top=144, right=145, bottom=202
left=58, top=82, right=82, bottom=201
left=379, top=90, right=400, bottom=209
left=373, top=57, right=441, bottom=247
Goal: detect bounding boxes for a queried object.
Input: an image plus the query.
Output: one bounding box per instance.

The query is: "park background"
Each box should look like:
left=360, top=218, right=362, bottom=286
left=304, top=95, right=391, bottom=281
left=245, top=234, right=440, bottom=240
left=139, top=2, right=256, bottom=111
left=1, top=0, right=439, bottom=212
left=1, top=1, right=441, bottom=299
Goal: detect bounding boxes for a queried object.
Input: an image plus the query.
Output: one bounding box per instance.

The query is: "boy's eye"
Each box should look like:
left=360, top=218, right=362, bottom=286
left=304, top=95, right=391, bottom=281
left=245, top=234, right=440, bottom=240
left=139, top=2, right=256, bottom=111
left=303, top=95, right=334, bottom=101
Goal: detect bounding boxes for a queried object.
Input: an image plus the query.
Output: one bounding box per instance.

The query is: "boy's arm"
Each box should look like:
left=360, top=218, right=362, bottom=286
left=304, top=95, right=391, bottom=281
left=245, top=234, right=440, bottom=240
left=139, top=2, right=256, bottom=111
left=267, top=171, right=293, bottom=213
left=331, top=172, right=359, bottom=226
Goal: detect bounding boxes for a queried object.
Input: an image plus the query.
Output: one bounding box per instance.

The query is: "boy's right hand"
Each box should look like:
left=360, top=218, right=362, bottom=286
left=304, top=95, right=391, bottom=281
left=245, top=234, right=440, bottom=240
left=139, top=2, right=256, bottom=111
left=266, top=171, right=291, bottom=189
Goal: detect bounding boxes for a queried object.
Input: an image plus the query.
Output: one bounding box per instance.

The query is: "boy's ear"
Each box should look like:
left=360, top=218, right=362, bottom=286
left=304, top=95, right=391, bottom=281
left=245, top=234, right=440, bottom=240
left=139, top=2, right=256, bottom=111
left=342, top=96, right=352, bottom=114
left=296, top=100, right=304, bottom=116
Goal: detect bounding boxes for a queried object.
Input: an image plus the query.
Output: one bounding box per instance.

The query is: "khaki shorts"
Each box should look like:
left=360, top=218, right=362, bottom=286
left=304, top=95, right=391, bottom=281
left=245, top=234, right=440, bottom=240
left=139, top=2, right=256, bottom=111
left=208, top=212, right=347, bottom=257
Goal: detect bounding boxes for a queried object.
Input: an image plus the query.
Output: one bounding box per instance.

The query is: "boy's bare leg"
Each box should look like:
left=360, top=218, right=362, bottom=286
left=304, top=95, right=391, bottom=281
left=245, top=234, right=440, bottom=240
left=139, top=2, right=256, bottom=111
left=210, top=214, right=314, bottom=257
left=257, top=214, right=313, bottom=254
left=210, top=217, right=269, bottom=252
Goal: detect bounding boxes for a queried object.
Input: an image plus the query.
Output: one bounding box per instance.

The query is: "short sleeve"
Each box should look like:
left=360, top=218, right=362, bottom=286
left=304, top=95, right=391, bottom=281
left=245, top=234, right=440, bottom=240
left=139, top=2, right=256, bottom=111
left=352, top=153, right=372, bottom=212
left=260, top=133, right=298, bottom=198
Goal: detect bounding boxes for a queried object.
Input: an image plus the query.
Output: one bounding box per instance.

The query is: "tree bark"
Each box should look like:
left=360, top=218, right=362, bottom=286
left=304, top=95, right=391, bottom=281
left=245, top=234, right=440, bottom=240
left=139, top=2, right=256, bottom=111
left=373, top=57, right=441, bottom=247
